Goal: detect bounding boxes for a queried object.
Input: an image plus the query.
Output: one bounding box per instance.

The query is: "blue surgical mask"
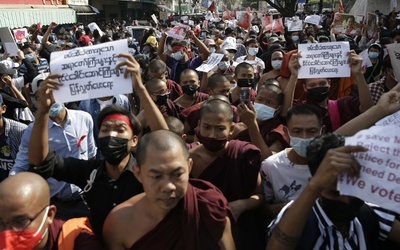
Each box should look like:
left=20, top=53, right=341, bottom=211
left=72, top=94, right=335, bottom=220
left=292, top=35, right=299, bottom=42
left=248, top=48, right=258, bottom=56
left=254, top=102, right=276, bottom=121
left=172, top=51, right=184, bottom=61
left=368, top=52, right=379, bottom=59
left=289, top=135, right=314, bottom=158
left=49, top=103, right=64, bottom=117
left=25, top=53, right=35, bottom=62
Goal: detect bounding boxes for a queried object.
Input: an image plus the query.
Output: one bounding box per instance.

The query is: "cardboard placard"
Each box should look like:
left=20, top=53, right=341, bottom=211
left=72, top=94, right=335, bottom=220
left=166, top=24, right=191, bottom=40
left=305, top=15, right=321, bottom=25
left=13, top=28, right=28, bottom=43
left=332, top=13, right=364, bottom=36
left=0, top=27, right=19, bottom=56
left=386, top=43, right=400, bottom=82
left=195, top=53, right=224, bottom=73
left=88, top=22, right=104, bottom=37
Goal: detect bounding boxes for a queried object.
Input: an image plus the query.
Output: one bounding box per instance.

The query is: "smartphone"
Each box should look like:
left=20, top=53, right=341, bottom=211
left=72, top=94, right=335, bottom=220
left=240, top=87, right=251, bottom=106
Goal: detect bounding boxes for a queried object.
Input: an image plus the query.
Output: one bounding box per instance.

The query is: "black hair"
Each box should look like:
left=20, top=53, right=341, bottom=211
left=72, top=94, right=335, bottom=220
left=286, top=104, right=323, bottom=127
left=97, top=105, right=142, bottom=136
left=208, top=73, right=229, bottom=90
left=307, top=133, right=345, bottom=176
left=200, top=99, right=233, bottom=123
left=235, top=62, right=253, bottom=76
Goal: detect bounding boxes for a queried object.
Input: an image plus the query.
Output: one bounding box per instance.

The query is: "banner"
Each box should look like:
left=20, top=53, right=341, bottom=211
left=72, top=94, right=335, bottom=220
left=166, top=23, right=191, bottom=40
left=298, top=42, right=350, bottom=79
left=49, top=39, right=132, bottom=103
left=338, top=125, right=400, bottom=213
left=332, top=13, right=364, bottom=36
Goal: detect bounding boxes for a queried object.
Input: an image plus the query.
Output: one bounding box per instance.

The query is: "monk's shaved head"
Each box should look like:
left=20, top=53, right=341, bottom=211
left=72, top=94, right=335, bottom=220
left=136, top=130, right=189, bottom=167
left=207, top=94, right=231, bottom=103
left=165, top=116, right=184, bottom=136
left=200, top=99, right=233, bottom=123
left=0, top=172, right=50, bottom=207
left=145, top=78, right=166, bottom=93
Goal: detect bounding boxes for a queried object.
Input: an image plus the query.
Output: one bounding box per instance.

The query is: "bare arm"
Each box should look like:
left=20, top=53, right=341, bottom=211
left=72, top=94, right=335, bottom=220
left=388, top=218, right=400, bottom=245
left=200, top=71, right=210, bottom=93
left=280, top=54, right=299, bottom=118
left=42, top=22, right=57, bottom=52
left=348, top=51, right=374, bottom=113
left=336, top=84, right=400, bottom=136
left=188, top=30, right=210, bottom=61
left=237, top=102, right=272, bottom=160
left=157, top=32, right=167, bottom=62
left=28, top=74, right=61, bottom=166
left=218, top=216, right=236, bottom=250
left=103, top=210, right=126, bottom=250
left=116, top=54, right=168, bottom=131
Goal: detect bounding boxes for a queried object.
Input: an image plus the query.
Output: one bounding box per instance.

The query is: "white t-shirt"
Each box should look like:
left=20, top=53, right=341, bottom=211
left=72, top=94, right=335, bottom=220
left=260, top=149, right=311, bottom=203
left=235, top=55, right=265, bottom=74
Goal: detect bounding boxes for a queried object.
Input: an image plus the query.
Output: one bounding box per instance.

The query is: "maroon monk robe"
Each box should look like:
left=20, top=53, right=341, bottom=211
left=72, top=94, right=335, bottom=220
left=197, top=140, right=261, bottom=202
left=293, top=96, right=361, bottom=132
left=130, top=179, right=236, bottom=250
left=166, top=79, right=183, bottom=101
left=175, top=92, right=209, bottom=114
left=160, top=99, right=181, bottom=119
left=235, top=117, right=290, bottom=149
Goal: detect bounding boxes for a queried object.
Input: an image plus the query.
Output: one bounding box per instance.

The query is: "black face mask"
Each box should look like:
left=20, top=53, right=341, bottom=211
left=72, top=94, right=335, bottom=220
left=195, top=129, right=228, bottom=152
left=320, top=197, right=364, bottom=222
left=97, top=136, right=130, bottom=165
left=182, top=84, right=198, bottom=96
left=154, top=94, right=169, bottom=106
left=237, top=78, right=255, bottom=88
left=307, top=86, right=329, bottom=102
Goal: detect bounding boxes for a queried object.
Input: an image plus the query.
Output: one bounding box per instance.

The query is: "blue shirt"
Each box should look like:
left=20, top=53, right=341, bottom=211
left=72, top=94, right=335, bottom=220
left=165, top=54, right=203, bottom=83
left=10, top=108, right=97, bottom=199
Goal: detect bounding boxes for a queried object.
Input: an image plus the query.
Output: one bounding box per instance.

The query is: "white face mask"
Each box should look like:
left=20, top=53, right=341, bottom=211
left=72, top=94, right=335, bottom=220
left=253, top=102, right=276, bottom=121
left=167, top=45, right=172, bottom=51
left=248, top=47, right=258, bottom=56
left=210, top=35, right=216, bottom=40
left=292, top=35, right=299, bottom=42
left=236, top=39, right=243, bottom=44
left=218, top=61, right=230, bottom=71
left=209, top=47, right=216, bottom=53
left=271, top=60, right=282, bottom=70
left=289, top=135, right=314, bottom=158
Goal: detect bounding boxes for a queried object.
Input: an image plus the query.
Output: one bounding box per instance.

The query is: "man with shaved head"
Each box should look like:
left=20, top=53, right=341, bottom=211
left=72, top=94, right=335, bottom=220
left=0, top=172, right=103, bottom=249
left=190, top=98, right=264, bottom=249
left=103, top=130, right=236, bottom=249
left=147, top=59, right=182, bottom=101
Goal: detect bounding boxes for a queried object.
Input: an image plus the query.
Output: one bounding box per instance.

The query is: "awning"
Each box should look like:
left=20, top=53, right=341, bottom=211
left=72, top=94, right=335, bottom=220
left=68, top=5, right=100, bottom=15
left=158, top=5, right=174, bottom=13
left=0, top=5, right=76, bottom=29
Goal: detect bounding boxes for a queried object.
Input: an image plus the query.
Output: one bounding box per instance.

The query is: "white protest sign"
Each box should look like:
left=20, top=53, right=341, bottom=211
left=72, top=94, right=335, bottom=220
left=166, top=24, right=191, bottom=40
left=305, top=15, right=321, bottom=25
left=287, top=20, right=303, bottom=32
left=49, top=39, right=132, bottom=103
left=359, top=49, right=372, bottom=68
left=0, top=27, right=19, bottom=56
left=376, top=111, right=400, bottom=126
left=298, top=42, right=350, bottom=79
left=385, top=43, right=400, bottom=82
left=88, top=22, right=104, bottom=37
left=195, top=53, right=224, bottom=73
left=338, top=125, right=400, bottom=213
left=151, top=14, right=159, bottom=24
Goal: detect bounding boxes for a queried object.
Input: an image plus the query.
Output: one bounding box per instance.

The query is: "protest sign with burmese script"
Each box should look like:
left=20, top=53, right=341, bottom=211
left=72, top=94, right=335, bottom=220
left=338, top=125, right=400, bottom=213
left=298, top=42, right=350, bottom=79
left=50, top=39, right=132, bottom=103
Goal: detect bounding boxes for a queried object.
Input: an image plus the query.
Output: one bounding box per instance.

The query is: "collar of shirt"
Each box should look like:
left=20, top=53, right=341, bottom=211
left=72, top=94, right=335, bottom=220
left=47, top=108, right=71, bottom=128
left=96, top=153, right=135, bottom=181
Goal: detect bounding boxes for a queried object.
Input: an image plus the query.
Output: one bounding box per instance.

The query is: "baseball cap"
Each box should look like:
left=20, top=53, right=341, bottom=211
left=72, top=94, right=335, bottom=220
left=221, top=37, right=237, bottom=51
left=0, top=61, right=17, bottom=76
left=31, top=72, right=50, bottom=94
left=268, top=37, right=280, bottom=44
left=78, top=35, right=91, bottom=46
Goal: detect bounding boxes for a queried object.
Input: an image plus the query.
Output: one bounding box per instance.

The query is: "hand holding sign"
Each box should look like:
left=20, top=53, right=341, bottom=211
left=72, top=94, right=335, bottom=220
left=115, top=53, right=143, bottom=92
left=347, top=50, right=363, bottom=76
left=288, top=53, right=301, bottom=76
left=310, top=145, right=367, bottom=192
left=36, top=74, right=62, bottom=112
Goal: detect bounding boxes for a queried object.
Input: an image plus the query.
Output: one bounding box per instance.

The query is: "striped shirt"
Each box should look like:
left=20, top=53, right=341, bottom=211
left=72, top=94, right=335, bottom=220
left=268, top=199, right=395, bottom=249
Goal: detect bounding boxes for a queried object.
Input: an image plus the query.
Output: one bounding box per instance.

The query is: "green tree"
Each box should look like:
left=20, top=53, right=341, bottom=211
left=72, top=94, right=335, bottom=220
left=264, top=0, right=298, bottom=17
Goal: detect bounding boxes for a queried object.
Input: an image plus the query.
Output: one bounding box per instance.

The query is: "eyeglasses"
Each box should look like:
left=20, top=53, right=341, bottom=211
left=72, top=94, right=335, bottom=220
left=0, top=205, right=49, bottom=231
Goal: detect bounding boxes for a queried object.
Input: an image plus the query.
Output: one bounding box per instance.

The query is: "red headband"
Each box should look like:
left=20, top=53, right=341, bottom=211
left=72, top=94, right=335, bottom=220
left=101, top=114, right=134, bottom=133
left=172, top=45, right=186, bottom=51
